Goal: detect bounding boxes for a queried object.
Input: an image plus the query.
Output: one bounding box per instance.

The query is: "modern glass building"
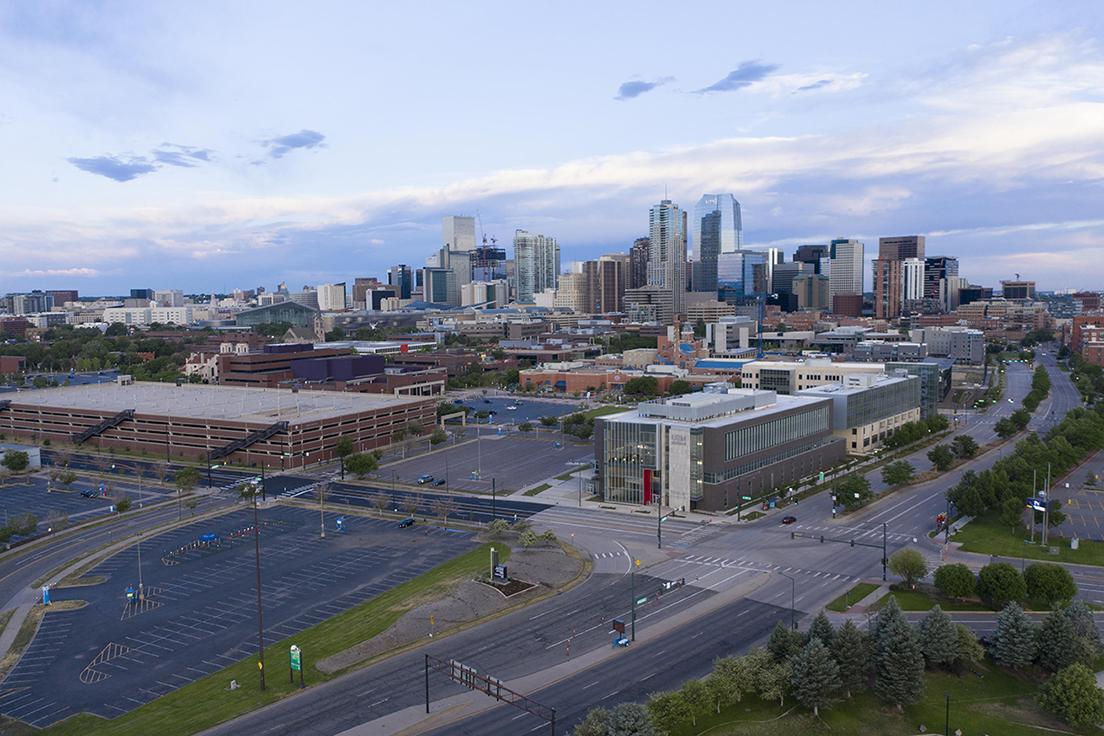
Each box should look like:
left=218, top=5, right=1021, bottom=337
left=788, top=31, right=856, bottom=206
left=647, top=199, right=688, bottom=317
left=716, top=250, right=768, bottom=302
left=692, top=194, right=742, bottom=294
left=594, top=387, right=843, bottom=512
left=514, top=229, right=560, bottom=304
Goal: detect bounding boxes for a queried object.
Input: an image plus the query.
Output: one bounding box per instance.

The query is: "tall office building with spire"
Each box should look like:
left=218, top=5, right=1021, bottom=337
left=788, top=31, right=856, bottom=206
left=647, top=199, right=688, bottom=316
left=691, top=194, right=742, bottom=293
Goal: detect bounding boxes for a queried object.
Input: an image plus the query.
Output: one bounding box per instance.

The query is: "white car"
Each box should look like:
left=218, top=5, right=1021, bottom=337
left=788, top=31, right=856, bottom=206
left=506, top=404, right=518, bottom=410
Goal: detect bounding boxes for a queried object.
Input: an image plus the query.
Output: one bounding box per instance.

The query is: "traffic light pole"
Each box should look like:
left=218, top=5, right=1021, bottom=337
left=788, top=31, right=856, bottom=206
left=630, top=567, right=636, bottom=642
left=789, top=522, right=889, bottom=581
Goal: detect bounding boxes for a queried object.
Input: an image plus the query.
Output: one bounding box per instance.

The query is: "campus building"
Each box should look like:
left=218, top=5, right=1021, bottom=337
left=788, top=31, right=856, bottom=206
left=738, top=359, right=886, bottom=394
left=594, top=387, right=844, bottom=512
left=797, top=373, right=921, bottom=455
left=0, top=382, right=434, bottom=467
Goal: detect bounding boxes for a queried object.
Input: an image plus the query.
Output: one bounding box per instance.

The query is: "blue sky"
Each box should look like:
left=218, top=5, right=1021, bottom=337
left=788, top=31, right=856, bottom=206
left=1, top=1, right=1102, bottom=294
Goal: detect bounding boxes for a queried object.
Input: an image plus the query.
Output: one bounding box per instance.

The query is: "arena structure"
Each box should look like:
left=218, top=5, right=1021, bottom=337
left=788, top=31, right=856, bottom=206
left=0, top=381, right=434, bottom=468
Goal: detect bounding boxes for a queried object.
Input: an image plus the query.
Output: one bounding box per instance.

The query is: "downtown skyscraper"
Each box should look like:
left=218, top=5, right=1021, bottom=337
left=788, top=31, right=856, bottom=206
left=514, top=229, right=560, bottom=304
left=691, top=194, right=742, bottom=293
left=647, top=199, right=688, bottom=316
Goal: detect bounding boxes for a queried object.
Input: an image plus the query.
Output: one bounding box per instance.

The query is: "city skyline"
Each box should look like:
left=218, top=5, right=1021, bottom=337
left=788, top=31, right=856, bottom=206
left=1, top=2, right=1102, bottom=293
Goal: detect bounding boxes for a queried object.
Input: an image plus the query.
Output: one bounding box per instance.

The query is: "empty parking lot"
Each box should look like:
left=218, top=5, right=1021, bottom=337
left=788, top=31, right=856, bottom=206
left=0, top=505, right=475, bottom=728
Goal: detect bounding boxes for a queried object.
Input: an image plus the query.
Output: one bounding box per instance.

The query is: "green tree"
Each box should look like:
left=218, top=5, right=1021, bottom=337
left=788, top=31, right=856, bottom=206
left=873, top=614, right=925, bottom=710
left=0, top=451, right=29, bottom=473
left=807, top=611, right=834, bottom=648
left=1035, top=609, right=1085, bottom=673
left=175, top=466, right=200, bottom=496
left=571, top=706, right=610, bottom=736
left=992, top=602, right=1037, bottom=669
left=927, top=444, right=954, bottom=471
left=953, top=624, right=985, bottom=670
left=1024, top=563, right=1077, bottom=607
left=607, top=703, right=656, bottom=735
left=789, top=638, right=841, bottom=716
left=999, top=496, right=1026, bottom=533
left=834, top=474, right=873, bottom=510
left=868, top=595, right=907, bottom=649
left=933, top=563, right=976, bottom=600
left=918, top=605, right=959, bottom=669
left=1063, top=600, right=1101, bottom=653
left=995, top=417, right=1018, bottom=438
left=694, top=317, right=707, bottom=338
left=518, top=422, right=533, bottom=432
left=345, top=452, right=379, bottom=478
left=888, top=548, right=928, bottom=590
left=646, top=691, right=691, bottom=734
left=750, top=649, right=791, bottom=707
left=429, top=427, right=448, bottom=445
left=667, top=380, right=693, bottom=396
left=680, top=679, right=710, bottom=726
left=977, top=563, right=1027, bottom=609
left=539, top=415, right=558, bottom=427
left=831, top=619, right=869, bottom=698
left=705, top=658, right=744, bottom=714
left=1039, top=663, right=1104, bottom=727
left=116, top=498, right=132, bottom=513
left=623, top=376, right=659, bottom=398
left=951, top=434, right=979, bottom=459
left=334, top=436, right=354, bottom=476
left=881, top=461, right=915, bottom=488
left=768, top=620, right=803, bottom=662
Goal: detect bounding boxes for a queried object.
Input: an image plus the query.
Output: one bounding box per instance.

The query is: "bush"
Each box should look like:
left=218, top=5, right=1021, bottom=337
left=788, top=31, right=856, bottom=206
left=116, top=498, right=132, bottom=513
left=1039, top=663, right=1104, bottom=727
left=429, top=428, right=448, bottom=446
left=1024, top=563, right=1077, bottom=607
left=0, top=450, right=29, bottom=473
left=977, top=563, right=1026, bottom=609
left=888, top=548, right=928, bottom=589
left=933, top=564, right=975, bottom=600
left=518, top=422, right=533, bottom=432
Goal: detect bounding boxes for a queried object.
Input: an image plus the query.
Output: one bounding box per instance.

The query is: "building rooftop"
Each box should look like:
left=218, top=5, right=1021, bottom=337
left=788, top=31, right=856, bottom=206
left=603, top=388, right=828, bottom=428
left=797, top=372, right=913, bottom=397
left=9, top=382, right=427, bottom=425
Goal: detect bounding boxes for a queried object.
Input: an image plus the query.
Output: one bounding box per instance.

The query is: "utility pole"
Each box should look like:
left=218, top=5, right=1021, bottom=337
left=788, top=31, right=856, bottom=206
left=1031, top=469, right=1037, bottom=543
left=882, top=523, right=888, bottom=582
left=779, top=571, right=796, bottom=630
left=944, top=496, right=951, bottom=545
left=252, top=483, right=266, bottom=691
left=136, top=533, right=143, bottom=602
left=656, top=499, right=663, bottom=550
left=1043, top=463, right=1051, bottom=546
left=491, top=478, right=496, bottom=521
left=630, top=559, right=640, bottom=641
left=318, top=482, right=326, bottom=539
left=260, top=462, right=266, bottom=503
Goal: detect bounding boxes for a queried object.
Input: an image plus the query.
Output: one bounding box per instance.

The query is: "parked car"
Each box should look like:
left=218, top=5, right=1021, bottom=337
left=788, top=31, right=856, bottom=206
left=398, top=518, right=416, bottom=528
left=80, top=489, right=100, bottom=499
left=506, top=404, right=518, bottom=410
left=417, top=474, right=434, bottom=485
left=432, top=478, right=446, bottom=486
left=781, top=515, right=797, bottom=525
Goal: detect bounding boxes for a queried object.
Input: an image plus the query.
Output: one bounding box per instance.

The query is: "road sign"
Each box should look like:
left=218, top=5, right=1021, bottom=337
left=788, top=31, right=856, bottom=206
left=636, top=597, right=647, bottom=605
left=493, top=564, right=508, bottom=581
left=41, top=585, right=50, bottom=606
left=289, top=645, right=302, bottom=672
left=741, top=495, right=752, bottom=501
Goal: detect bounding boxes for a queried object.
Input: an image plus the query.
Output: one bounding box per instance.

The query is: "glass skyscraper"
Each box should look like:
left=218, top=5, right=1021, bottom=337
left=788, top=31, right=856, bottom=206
left=716, top=250, right=768, bottom=301
left=647, top=199, right=688, bottom=316
left=692, top=194, right=742, bottom=293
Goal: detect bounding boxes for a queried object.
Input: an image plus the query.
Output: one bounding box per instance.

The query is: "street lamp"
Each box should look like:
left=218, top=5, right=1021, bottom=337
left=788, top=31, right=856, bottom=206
left=249, top=481, right=267, bottom=691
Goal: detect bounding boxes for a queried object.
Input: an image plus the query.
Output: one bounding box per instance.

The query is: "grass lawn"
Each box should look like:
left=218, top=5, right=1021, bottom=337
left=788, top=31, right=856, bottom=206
left=824, top=582, right=880, bottom=612
left=869, top=588, right=991, bottom=612
left=955, top=512, right=1104, bottom=567
left=43, top=543, right=506, bottom=736
left=523, top=483, right=552, bottom=496
left=554, top=470, right=579, bottom=481
left=670, top=664, right=1086, bottom=736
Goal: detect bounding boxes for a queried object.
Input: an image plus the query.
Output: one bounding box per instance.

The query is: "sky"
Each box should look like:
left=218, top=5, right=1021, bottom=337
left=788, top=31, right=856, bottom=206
left=1, top=1, right=1102, bottom=295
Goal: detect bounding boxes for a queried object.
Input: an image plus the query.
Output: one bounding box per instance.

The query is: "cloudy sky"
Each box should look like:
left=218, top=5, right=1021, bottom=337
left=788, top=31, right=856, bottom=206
left=1, top=1, right=1102, bottom=294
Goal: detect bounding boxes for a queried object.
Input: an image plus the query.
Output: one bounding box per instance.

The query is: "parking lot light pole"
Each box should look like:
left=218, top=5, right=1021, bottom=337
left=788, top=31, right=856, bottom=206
left=491, top=478, right=496, bottom=521
left=251, top=484, right=266, bottom=691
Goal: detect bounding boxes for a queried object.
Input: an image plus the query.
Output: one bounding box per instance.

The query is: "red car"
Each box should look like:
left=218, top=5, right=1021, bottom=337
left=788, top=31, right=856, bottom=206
left=781, top=515, right=797, bottom=525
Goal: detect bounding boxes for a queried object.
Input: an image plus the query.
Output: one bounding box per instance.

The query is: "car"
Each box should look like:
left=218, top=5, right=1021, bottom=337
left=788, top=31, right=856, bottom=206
left=80, top=489, right=100, bottom=498
left=483, top=399, right=492, bottom=404
left=781, top=515, right=797, bottom=525
left=417, top=474, right=434, bottom=485
left=398, top=517, right=416, bottom=528
left=506, top=404, right=518, bottom=410
left=432, top=478, right=446, bottom=486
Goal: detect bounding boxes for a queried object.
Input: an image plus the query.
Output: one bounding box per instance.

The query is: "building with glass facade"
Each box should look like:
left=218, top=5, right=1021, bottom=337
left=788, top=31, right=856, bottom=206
left=594, top=386, right=844, bottom=512
left=797, top=373, right=921, bottom=455
left=692, top=194, right=742, bottom=293
left=716, top=250, right=768, bottom=302
left=514, top=229, right=560, bottom=304
left=647, top=200, right=688, bottom=317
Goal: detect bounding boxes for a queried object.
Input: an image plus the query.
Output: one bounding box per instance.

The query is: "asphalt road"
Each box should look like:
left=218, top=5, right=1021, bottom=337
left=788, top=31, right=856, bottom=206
left=41, top=449, right=257, bottom=490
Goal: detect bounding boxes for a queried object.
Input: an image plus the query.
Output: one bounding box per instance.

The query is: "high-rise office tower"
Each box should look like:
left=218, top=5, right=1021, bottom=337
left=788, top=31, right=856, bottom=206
left=691, top=194, right=742, bottom=293
left=874, top=235, right=926, bottom=318
left=923, top=256, right=959, bottom=303
left=794, top=244, right=830, bottom=274
left=629, top=237, right=650, bottom=289
left=716, top=250, right=768, bottom=301
left=648, top=199, right=688, bottom=316
left=315, top=282, right=348, bottom=311
left=597, top=254, right=629, bottom=313
left=514, top=229, right=560, bottom=304
left=438, top=245, right=473, bottom=286
left=387, top=264, right=413, bottom=299
left=828, top=239, right=864, bottom=298
left=442, top=216, right=477, bottom=251
left=902, top=258, right=925, bottom=303
left=423, top=267, right=459, bottom=306
left=764, top=248, right=783, bottom=294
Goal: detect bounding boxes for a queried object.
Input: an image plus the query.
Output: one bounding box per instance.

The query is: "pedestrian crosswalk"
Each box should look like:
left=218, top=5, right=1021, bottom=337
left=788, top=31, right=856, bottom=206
left=679, top=553, right=858, bottom=582
left=787, top=523, right=916, bottom=544
left=592, top=550, right=627, bottom=560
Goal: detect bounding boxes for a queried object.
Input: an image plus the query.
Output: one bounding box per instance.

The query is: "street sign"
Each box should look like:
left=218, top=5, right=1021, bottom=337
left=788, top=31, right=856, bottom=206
left=493, top=564, right=508, bottom=581
left=289, top=645, right=302, bottom=672
left=741, top=495, right=752, bottom=501
left=41, top=585, right=50, bottom=606
left=636, top=597, right=647, bottom=605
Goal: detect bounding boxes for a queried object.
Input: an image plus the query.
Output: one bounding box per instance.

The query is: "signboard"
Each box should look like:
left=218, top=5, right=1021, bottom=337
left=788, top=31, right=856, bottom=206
left=818, top=471, right=825, bottom=483
left=642, top=469, right=653, bottom=506
left=289, top=645, right=302, bottom=672
left=611, top=618, right=625, bottom=634
left=493, top=564, right=508, bottom=581
left=741, top=495, right=752, bottom=501
left=41, top=585, right=50, bottom=606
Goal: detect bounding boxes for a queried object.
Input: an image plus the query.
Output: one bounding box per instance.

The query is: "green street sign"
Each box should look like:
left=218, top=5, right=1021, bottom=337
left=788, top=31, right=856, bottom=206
left=818, top=471, right=825, bottom=482
left=741, top=495, right=752, bottom=501
left=289, top=645, right=302, bottom=672
left=636, top=597, right=647, bottom=605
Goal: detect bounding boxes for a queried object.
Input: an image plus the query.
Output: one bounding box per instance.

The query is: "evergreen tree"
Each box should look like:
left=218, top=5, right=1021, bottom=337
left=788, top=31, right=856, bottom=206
left=807, top=611, right=835, bottom=648
left=1035, top=610, right=1082, bottom=673
left=790, top=638, right=841, bottom=716
left=1063, top=599, right=1101, bottom=650
left=873, top=614, right=925, bottom=710
left=868, top=594, right=906, bottom=647
left=992, top=602, right=1037, bottom=669
left=608, top=703, right=657, bottom=736
left=831, top=619, right=870, bottom=698
left=768, top=620, right=803, bottom=662
left=918, top=605, right=959, bottom=668
left=953, top=624, right=985, bottom=670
